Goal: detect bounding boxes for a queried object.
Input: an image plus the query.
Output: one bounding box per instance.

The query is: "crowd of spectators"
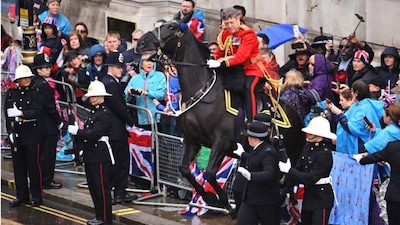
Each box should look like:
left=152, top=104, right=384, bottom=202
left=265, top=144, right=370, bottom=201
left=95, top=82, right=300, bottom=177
left=1, top=0, right=400, bottom=224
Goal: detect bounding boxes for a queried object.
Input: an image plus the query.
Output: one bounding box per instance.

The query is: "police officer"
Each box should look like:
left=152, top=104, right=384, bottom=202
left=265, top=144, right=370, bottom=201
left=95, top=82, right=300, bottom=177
left=68, top=79, right=113, bottom=225
left=233, top=120, right=281, bottom=225
left=4, top=65, right=42, bottom=207
left=231, top=112, right=273, bottom=219
left=279, top=116, right=336, bottom=225
left=101, top=51, right=136, bottom=204
left=32, top=53, right=63, bottom=189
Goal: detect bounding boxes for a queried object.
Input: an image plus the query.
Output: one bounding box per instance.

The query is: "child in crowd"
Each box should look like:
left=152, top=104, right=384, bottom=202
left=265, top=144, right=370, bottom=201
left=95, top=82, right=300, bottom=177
left=40, top=17, right=64, bottom=77
left=153, top=65, right=181, bottom=136
left=1, top=37, right=22, bottom=75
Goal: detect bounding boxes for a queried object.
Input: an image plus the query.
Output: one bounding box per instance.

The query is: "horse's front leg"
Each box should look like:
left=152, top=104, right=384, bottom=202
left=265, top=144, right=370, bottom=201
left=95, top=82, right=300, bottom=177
left=178, top=141, right=204, bottom=195
left=204, top=141, right=235, bottom=212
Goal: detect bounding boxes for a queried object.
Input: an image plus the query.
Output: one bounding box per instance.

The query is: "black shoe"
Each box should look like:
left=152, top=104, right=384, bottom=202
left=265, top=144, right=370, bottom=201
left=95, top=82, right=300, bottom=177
left=87, top=218, right=110, bottom=225
left=115, top=193, right=137, bottom=204
left=43, top=182, right=62, bottom=189
left=30, top=199, right=42, bottom=207
left=9, top=199, right=29, bottom=207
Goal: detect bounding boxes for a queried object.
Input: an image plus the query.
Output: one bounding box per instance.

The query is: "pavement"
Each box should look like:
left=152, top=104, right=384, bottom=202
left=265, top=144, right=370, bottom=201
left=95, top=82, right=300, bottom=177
left=1, top=150, right=234, bottom=225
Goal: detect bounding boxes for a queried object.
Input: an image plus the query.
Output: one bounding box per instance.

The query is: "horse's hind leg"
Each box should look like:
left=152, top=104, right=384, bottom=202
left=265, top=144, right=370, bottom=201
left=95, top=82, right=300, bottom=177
left=178, top=141, right=205, bottom=195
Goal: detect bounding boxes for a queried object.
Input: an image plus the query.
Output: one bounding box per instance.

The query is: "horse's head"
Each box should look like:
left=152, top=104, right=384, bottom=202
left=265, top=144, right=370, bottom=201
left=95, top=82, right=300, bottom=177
left=136, top=14, right=193, bottom=56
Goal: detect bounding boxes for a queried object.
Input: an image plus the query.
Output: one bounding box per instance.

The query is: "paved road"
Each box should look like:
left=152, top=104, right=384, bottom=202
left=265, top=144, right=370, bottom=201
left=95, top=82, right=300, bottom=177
left=1, top=150, right=235, bottom=225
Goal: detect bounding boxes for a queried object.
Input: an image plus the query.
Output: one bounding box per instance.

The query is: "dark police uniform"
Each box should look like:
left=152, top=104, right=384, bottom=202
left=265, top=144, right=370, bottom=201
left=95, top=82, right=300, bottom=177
left=102, top=74, right=135, bottom=202
left=4, top=85, right=42, bottom=205
left=32, top=75, right=62, bottom=187
left=74, top=103, right=113, bottom=223
left=286, top=140, right=334, bottom=225
left=236, top=141, right=281, bottom=225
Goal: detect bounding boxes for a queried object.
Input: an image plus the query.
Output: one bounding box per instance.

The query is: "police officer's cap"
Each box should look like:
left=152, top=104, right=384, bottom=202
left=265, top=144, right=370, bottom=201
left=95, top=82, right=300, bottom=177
left=104, top=51, right=124, bottom=68
left=246, top=121, right=269, bottom=138
left=253, top=112, right=272, bottom=127
left=33, top=53, right=52, bottom=69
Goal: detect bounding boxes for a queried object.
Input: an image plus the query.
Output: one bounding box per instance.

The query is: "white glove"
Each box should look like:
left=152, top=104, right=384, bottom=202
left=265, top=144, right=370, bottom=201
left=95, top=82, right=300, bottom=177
left=233, top=143, right=245, bottom=157
left=353, top=154, right=363, bottom=164
left=7, top=103, right=22, bottom=117
left=237, top=167, right=251, bottom=181
left=278, top=158, right=292, bottom=173
left=68, top=124, right=79, bottom=135
left=207, top=59, right=221, bottom=68
left=58, top=122, right=64, bottom=130
left=8, top=133, right=16, bottom=144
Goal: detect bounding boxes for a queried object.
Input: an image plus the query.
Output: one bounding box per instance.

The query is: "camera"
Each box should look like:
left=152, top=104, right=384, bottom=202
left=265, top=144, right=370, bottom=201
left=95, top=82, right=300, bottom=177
left=291, top=42, right=304, bottom=49
left=127, top=61, right=139, bottom=72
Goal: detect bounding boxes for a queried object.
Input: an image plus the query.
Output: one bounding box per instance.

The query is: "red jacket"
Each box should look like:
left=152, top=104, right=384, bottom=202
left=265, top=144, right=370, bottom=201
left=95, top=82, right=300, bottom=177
left=214, top=24, right=279, bottom=80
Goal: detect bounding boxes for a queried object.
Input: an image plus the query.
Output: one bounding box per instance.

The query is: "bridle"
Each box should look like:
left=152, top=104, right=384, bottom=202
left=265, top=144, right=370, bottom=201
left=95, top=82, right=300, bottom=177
left=149, top=23, right=216, bottom=115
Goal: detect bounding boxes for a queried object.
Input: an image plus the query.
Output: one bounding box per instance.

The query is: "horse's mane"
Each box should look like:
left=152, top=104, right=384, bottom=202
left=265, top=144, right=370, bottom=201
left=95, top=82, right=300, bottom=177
left=180, top=28, right=211, bottom=61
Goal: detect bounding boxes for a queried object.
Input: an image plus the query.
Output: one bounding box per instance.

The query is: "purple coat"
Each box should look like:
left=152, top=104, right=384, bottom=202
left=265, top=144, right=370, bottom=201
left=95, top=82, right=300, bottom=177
left=305, top=54, right=333, bottom=103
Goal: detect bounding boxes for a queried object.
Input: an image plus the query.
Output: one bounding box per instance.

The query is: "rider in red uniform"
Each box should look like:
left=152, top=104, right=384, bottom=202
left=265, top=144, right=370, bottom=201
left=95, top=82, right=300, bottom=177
left=209, top=7, right=279, bottom=122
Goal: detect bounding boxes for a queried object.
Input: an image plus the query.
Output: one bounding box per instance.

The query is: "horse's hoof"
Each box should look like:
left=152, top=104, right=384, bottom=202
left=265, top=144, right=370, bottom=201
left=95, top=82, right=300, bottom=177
left=202, top=192, right=218, bottom=205
left=228, top=208, right=237, bottom=220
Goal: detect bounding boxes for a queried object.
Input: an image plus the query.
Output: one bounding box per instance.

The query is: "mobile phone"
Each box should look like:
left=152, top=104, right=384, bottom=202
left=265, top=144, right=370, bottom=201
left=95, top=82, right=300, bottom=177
left=363, top=116, right=372, bottom=127
left=293, top=24, right=300, bottom=38
left=9, top=4, right=16, bottom=17
left=325, top=98, right=332, bottom=105
left=291, top=42, right=303, bottom=49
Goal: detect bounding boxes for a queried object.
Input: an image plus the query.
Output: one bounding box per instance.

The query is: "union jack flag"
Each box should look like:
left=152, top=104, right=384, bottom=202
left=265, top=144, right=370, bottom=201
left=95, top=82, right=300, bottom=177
left=180, top=156, right=237, bottom=216
left=127, top=126, right=153, bottom=178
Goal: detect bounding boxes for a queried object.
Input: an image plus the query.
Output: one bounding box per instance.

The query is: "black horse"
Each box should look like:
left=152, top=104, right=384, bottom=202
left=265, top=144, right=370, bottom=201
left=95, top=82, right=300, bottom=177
left=137, top=17, right=305, bottom=212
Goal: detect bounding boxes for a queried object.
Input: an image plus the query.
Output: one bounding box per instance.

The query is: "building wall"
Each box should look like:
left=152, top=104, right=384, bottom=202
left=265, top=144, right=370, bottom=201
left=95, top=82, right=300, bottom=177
left=3, top=0, right=399, bottom=65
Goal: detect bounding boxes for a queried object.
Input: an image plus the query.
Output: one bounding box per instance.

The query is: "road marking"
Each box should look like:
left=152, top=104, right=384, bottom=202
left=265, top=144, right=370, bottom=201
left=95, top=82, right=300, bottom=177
left=113, top=208, right=140, bottom=216
left=1, top=218, right=23, bottom=225
left=1, top=192, right=87, bottom=224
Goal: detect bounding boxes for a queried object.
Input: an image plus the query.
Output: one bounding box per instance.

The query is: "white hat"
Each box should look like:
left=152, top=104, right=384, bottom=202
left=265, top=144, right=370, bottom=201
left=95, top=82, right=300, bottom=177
left=13, top=65, right=34, bottom=82
left=302, top=116, right=337, bottom=140
left=84, top=79, right=112, bottom=97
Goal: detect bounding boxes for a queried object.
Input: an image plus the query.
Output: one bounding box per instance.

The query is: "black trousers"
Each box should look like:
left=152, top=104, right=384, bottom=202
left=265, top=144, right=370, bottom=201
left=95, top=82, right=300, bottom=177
left=39, top=134, right=58, bottom=185
left=12, top=143, right=42, bottom=201
left=387, top=200, right=400, bottom=225
left=301, top=208, right=332, bottom=225
left=236, top=201, right=280, bottom=225
left=110, top=140, right=130, bottom=197
left=85, top=162, right=112, bottom=222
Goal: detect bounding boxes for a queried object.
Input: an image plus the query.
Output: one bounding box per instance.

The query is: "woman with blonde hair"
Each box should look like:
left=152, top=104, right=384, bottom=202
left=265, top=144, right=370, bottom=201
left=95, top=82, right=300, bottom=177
left=280, top=69, right=312, bottom=119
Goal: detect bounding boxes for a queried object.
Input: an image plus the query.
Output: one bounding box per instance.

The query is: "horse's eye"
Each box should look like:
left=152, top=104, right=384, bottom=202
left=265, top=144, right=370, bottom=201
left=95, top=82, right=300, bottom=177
left=169, top=25, right=174, bottom=30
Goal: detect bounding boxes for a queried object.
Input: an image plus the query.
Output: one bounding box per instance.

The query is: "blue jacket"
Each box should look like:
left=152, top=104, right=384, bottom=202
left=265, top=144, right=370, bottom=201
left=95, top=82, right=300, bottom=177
left=38, top=11, right=72, bottom=36
left=124, top=61, right=166, bottom=125
left=156, top=74, right=180, bottom=112
left=364, top=123, right=400, bottom=154
left=336, top=99, right=384, bottom=155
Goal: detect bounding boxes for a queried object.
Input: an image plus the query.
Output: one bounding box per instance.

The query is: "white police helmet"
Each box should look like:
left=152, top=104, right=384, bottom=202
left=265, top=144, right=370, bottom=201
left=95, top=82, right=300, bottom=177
left=84, top=78, right=112, bottom=97
left=13, top=65, right=34, bottom=82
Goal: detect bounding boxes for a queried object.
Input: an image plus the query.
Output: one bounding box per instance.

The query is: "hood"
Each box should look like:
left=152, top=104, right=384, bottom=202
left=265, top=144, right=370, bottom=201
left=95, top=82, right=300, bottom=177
left=380, top=46, right=400, bottom=68
left=313, top=54, right=331, bottom=77
left=138, top=58, right=158, bottom=78
left=89, top=44, right=106, bottom=59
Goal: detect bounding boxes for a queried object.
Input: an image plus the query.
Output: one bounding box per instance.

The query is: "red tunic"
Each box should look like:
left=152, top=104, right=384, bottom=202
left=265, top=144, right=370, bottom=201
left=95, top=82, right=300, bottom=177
left=214, top=24, right=278, bottom=80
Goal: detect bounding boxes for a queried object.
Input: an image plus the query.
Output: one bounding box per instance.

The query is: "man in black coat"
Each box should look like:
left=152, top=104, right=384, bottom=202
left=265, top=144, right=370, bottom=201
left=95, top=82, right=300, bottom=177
left=101, top=51, right=136, bottom=204
left=32, top=53, right=63, bottom=189
left=4, top=65, right=43, bottom=207
left=279, top=116, right=336, bottom=225
left=233, top=121, right=281, bottom=225
left=68, top=79, right=114, bottom=225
